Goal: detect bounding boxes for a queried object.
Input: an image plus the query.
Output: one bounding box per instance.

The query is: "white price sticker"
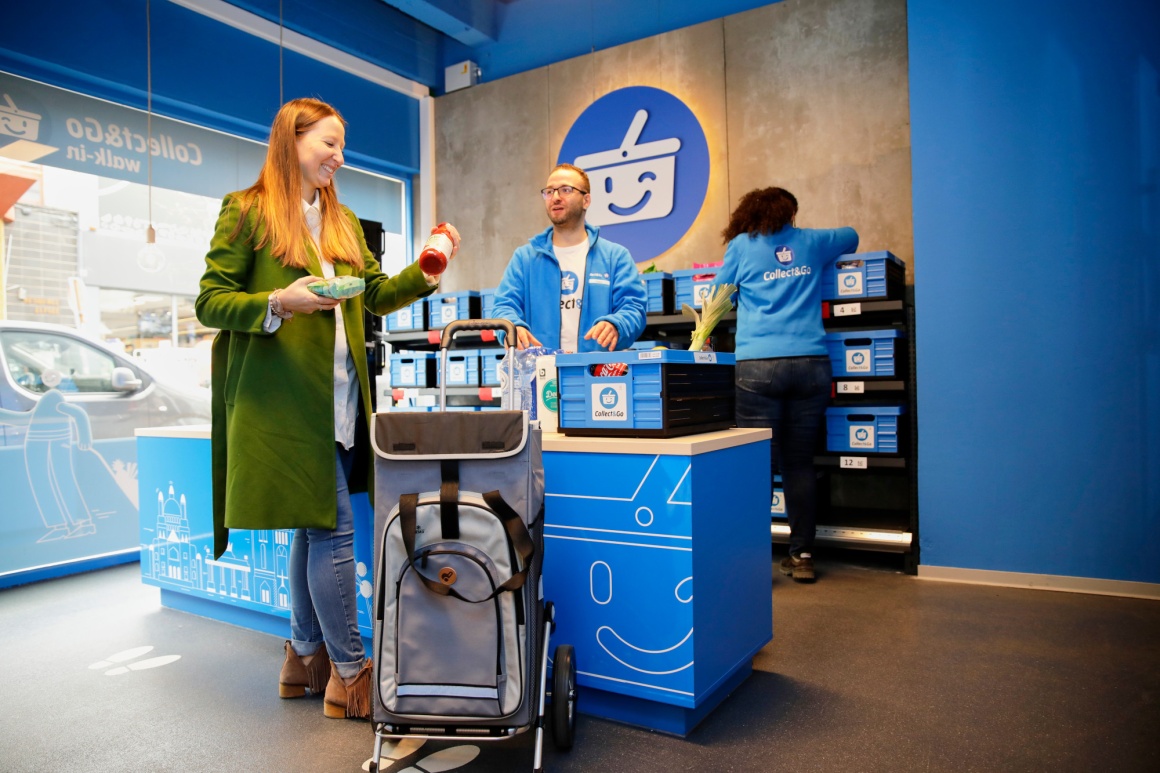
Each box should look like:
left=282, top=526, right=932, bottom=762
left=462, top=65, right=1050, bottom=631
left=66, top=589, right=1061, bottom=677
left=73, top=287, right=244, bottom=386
left=836, top=381, right=865, bottom=394
left=833, top=303, right=862, bottom=317
left=840, top=456, right=868, bottom=469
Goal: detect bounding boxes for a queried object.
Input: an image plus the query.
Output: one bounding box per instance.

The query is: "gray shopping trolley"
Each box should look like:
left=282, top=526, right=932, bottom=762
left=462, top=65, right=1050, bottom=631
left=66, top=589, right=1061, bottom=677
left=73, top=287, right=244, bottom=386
left=368, top=319, right=576, bottom=773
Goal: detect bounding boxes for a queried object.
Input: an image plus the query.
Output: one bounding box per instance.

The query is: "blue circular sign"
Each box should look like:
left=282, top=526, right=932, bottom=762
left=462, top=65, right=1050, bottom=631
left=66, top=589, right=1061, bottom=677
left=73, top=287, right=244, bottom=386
left=558, top=87, right=709, bottom=263
left=775, top=246, right=795, bottom=266
left=599, top=387, right=620, bottom=409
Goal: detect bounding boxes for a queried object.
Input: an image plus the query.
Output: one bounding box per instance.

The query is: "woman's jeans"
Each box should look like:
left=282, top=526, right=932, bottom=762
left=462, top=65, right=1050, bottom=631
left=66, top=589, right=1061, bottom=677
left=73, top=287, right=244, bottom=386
left=290, top=445, right=365, bottom=679
left=735, top=356, right=832, bottom=557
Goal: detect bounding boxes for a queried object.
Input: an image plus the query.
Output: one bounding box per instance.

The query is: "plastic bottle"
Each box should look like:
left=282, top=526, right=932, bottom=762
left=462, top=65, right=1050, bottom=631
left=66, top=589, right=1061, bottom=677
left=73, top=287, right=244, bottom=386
left=418, top=223, right=455, bottom=276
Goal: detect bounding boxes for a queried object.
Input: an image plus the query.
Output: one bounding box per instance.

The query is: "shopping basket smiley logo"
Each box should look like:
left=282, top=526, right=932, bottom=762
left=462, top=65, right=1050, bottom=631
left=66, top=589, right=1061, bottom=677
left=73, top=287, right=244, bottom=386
left=559, top=86, right=710, bottom=263
left=1, top=93, right=42, bottom=141
left=599, top=387, right=619, bottom=408
left=775, top=246, right=794, bottom=266
left=851, top=352, right=866, bottom=366
left=855, top=428, right=870, bottom=442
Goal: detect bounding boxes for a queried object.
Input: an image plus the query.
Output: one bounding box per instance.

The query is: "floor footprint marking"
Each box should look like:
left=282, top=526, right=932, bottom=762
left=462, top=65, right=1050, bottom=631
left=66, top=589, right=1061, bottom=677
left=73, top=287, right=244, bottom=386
left=104, top=655, right=182, bottom=675
left=397, top=745, right=480, bottom=773
left=88, top=646, right=154, bottom=669
left=361, top=738, right=427, bottom=771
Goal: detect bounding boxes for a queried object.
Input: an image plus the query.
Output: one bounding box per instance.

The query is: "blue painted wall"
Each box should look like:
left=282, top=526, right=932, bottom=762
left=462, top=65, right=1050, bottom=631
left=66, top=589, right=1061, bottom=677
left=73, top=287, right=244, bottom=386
left=1, top=0, right=421, bottom=177
left=909, top=0, right=1160, bottom=582
left=465, top=0, right=780, bottom=85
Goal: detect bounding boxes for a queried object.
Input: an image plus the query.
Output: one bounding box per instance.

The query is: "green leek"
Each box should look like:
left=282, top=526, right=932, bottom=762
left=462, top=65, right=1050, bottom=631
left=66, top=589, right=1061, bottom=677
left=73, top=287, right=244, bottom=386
left=684, top=283, right=736, bottom=351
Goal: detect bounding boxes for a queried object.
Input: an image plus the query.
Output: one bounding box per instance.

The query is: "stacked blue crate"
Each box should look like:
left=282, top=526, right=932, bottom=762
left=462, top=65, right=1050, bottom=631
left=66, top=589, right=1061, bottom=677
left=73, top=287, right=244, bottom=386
left=388, top=351, right=436, bottom=388
left=435, top=349, right=481, bottom=387
left=640, top=272, right=673, bottom=314
left=480, top=287, right=497, bottom=319
left=385, top=299, right=426, bottom=332
left=672, top=267, right=720, bottom=310
left=824, top=329, right=907, bottom=378
left=426, top=291, right=481, bottom=329
left=825, top=405, right=906, bottom=454
left=821, top=251, right=905, bottom=301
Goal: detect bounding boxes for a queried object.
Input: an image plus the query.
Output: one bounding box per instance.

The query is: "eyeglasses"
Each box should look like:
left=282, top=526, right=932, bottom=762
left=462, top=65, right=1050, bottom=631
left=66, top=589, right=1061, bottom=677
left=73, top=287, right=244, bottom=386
left=541, top=186, right=588, bottom=199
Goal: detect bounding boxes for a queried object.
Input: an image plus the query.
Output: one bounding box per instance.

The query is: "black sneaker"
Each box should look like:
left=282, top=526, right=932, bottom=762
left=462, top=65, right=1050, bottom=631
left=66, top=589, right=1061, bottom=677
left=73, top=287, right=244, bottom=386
left=778, top=553, right=816, bottom=583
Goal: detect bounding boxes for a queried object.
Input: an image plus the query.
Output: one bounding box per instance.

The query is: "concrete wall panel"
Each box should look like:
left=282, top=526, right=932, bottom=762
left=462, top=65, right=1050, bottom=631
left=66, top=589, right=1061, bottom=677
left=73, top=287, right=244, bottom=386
left=435, top=0, right=912, bottom=290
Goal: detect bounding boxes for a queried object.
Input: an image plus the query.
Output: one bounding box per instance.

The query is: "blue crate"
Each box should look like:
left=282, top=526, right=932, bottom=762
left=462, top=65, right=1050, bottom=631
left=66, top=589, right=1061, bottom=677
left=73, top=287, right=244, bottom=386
left=556, top=349, right=735, bottom=437
left=480, top=348, right=507, bottom=387
left=388, top=351, right=435, bottom=388
left=672, top=267, right=720, bottom=310
left=821, top=251, right=905, bottom=301
left=480, top=287, right=497, bottom=319
left=426, top=291, right=481, bottom=329
left=435, top=349, right=480, bottom=387
left=824, top=329, right=907, bottom=377
left=825, top=405, right=906, bottom=454
left=640, top=272, right=673, bottom=314
left=385, top=299, right=426, bottom=332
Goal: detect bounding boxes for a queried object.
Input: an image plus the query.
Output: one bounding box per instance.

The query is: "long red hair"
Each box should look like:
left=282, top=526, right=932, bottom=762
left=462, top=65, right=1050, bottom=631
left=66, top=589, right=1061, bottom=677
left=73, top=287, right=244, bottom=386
left=231, top=98, right=363, bottom=270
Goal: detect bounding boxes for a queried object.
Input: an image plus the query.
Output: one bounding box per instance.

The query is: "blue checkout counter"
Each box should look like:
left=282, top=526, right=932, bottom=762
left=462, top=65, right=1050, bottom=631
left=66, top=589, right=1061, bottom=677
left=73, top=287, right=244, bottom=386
left=135, top=425, right=377, bottom=640
left=541, top=428, right=772, bottom=735
left=135, top=424, right=772, bottom=736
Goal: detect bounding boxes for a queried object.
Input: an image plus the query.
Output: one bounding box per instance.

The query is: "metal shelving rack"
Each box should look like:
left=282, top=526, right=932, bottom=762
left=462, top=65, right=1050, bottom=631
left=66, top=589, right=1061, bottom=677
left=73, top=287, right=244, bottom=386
left=769, top=295, right=918, bottom=573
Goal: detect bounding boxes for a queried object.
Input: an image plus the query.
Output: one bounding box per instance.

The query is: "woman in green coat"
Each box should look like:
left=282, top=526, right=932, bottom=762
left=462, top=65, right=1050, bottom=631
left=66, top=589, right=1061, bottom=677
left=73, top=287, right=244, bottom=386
left=195, top=98, right=457, bottom=720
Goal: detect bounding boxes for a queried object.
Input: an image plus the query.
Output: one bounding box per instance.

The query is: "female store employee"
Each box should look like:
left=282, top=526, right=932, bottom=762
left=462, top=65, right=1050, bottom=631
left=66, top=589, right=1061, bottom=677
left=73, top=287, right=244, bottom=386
left=713, top=187, right=858, bottom=584
left=195, top=97, right=458, bottom=719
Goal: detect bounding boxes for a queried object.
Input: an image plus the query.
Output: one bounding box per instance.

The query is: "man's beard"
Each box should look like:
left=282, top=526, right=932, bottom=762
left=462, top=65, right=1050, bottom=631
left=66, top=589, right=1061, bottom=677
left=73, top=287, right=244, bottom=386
left=549, top=206, right=583, bottom=227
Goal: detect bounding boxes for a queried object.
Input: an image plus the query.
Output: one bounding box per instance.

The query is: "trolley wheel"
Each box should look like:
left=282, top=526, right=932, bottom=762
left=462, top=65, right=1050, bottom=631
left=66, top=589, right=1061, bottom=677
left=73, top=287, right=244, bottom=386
left=551, top=644, right=577, bottom=750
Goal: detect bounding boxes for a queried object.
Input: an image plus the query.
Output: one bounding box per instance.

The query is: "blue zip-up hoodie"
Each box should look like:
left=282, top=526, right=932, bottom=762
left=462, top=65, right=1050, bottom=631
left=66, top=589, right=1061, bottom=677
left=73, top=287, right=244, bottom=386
left=492, top=224, right=647, bottom=351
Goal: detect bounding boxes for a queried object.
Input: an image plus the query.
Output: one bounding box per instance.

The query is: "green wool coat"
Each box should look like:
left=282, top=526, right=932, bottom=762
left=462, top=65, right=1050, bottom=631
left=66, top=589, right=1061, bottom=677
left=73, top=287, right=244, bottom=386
left=195, top=192, right=435, bottom=558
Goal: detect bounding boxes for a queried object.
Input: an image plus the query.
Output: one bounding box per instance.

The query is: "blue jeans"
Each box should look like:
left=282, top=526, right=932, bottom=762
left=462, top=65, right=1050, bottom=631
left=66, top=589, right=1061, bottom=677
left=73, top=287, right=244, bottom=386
left=735, top=356, right=832, bottom=556
left=290, top=445, right=365, bottom=679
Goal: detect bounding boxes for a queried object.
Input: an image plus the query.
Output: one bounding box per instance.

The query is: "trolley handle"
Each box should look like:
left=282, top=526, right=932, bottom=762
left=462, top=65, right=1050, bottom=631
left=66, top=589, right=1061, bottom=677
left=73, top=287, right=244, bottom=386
left=440, top=318, right=517, bottom=351
left=438, top=318, right=518, bottom=411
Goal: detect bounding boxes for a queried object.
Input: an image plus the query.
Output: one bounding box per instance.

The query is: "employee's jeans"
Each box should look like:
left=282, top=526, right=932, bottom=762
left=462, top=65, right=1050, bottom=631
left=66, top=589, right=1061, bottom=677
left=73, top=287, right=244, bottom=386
left=289, top=445, right=365, bottom=679
left=735, top=356, right=832, bottom=557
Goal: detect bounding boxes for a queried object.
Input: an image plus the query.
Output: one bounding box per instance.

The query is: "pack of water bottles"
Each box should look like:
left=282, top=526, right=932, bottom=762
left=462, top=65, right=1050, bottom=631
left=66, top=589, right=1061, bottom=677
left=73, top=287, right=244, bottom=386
left=498, top=346, right=560, bottom=417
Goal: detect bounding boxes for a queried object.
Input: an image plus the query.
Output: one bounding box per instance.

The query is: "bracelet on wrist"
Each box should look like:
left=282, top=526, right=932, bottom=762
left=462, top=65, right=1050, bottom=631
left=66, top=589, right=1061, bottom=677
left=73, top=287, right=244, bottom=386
left=269, top=289, right=293, bottom=320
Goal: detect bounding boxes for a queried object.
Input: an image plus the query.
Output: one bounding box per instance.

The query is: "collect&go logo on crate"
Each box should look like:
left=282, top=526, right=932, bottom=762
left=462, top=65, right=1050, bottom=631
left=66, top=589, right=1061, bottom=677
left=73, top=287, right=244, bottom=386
left=558, top=87, right=710, bottom=263
left=592, top=384, right=627, bottom=421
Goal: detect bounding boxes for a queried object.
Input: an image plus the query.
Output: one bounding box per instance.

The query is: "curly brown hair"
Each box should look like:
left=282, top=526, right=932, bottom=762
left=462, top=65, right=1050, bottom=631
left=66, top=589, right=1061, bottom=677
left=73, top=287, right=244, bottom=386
left=722, top=187, right=799, bottom=243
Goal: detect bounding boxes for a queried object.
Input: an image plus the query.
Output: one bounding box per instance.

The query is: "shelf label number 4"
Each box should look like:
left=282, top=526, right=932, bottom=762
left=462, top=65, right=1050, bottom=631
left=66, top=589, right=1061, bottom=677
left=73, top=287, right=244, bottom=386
left=833, top=303, right=862, bottom=316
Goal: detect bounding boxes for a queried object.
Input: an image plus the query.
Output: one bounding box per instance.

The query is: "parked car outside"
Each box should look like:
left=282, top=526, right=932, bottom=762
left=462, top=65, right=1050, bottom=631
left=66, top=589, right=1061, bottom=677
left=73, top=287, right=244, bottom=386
left=0, top=320, right=211, bottom=446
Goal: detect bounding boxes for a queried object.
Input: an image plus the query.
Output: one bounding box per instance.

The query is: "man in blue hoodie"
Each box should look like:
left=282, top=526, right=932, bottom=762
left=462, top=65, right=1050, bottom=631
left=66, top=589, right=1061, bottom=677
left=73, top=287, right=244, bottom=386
left=492, top=163, right=647, bottom=352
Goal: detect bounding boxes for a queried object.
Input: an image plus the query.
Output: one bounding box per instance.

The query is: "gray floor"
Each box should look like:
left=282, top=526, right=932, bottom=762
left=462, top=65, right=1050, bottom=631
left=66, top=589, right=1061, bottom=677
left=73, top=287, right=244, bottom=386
left=2, top=551, right=1158, bottom=773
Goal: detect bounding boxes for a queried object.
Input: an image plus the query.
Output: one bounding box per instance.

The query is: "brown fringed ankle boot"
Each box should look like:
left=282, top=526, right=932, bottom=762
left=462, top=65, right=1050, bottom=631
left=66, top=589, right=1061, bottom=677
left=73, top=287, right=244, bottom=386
left=279, top=642, right=331, bottom=698
left=323, top=659, right=372, bottom=719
